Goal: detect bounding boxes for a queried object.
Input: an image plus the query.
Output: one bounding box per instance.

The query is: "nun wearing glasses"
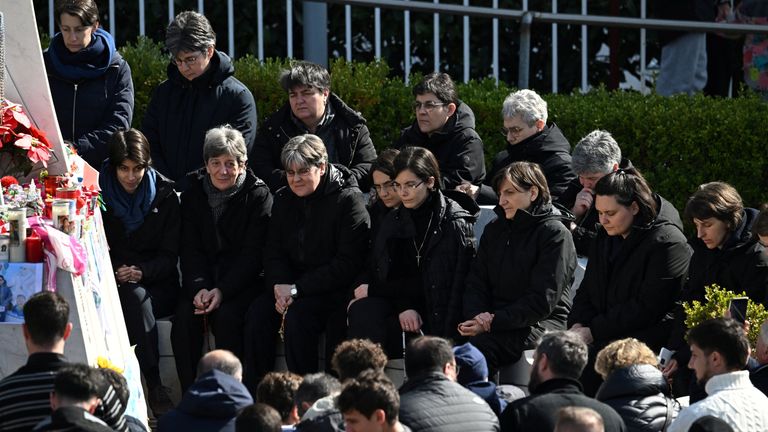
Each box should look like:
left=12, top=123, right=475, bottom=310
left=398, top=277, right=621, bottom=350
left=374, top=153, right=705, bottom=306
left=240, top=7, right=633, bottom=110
left=348, top=147, right=478, bottom=357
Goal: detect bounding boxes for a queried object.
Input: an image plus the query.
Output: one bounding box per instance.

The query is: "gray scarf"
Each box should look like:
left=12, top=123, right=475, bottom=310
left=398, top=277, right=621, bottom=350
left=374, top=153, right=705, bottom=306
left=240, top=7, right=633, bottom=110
left=203, top=173, right=247, bottom=225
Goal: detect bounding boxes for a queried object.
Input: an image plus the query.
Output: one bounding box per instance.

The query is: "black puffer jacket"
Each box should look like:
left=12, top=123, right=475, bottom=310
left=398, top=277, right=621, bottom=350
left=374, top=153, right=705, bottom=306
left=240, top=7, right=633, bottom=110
left=394, top=101, right=486, bottom=191
left=264, top=165, right=370, bottom=297
left=596, top=364, right=680, bottom=432
left=481, top=123, right=578, bottom=205
left=463, top=203, right=576, bottom=351
left=142, top=51, right=257, bottom=190
left=251, top=93, right=377, bottom=192
left=569, top=195, right=690, bottom=350
left=399, top=372, right=499, bottom=432
left=180, top=169, right=272, bottom=300
left=668, top=208, right=768, bottom=355
left=44, top=30, right=133, bottom=169
left=371, top=190, right=477, bottom=338
left=102, top=172, right=180, bottom=305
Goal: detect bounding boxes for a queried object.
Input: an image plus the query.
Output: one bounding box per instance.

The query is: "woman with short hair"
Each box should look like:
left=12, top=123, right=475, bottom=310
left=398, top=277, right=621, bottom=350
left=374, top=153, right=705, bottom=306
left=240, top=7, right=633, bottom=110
left=44, top=0, right=133, bottom=169
left=459, top=161, right=576, bottom=372
left=595, top=338, right=680, bottom=432
left=245, top=134, right=370, bottom=387
left=250, top=61, right=377, bottom=192
left=100, top=129, right=178, bottom=415
left=171, top=125, right=272, bottom=392
left=569, top=170, right=690, bottom=396
left=347, top=147, right=477, bottom=356
left=663, top=182, right=768, bottom=398
left=142, top=11, right=257, bottom=190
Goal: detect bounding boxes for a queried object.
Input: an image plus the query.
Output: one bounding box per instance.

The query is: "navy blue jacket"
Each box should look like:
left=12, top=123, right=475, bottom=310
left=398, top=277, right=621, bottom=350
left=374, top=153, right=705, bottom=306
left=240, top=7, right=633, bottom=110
left=142, top=51, right=257, bottom=190
left=44, top=29, right=133, bottom=169
left=158, top=370, right=253, bottom=432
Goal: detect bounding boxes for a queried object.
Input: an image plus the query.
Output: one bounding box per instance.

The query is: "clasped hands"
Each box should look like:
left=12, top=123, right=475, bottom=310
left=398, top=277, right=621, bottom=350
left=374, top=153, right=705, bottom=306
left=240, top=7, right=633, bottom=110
left=115, top=265, right=143, bottom=284
left=193, top=288, right=222, bottom=315
left=458, top=312, right=494, bottom=337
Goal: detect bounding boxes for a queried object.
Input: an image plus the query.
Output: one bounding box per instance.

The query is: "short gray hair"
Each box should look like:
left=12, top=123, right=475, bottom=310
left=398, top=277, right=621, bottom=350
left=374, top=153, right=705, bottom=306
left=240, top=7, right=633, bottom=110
left=203, top=125, right=247, bottom=165
left=536, top=331, right=588, bottom=379
left=502, top=89, right=548, bottom=125
left=166, top=11, right=216, bottom=56
left=197, top=349, right=243, bottom=379
left=280, top=134, right=328, bottom=169
left=571, top=130, right=622, bottom=175
left=760, top=319, right=768, bottom=346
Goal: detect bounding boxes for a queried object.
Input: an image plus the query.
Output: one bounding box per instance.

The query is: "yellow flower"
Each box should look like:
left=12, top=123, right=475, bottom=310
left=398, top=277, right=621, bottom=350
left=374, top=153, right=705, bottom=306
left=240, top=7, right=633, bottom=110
left=96, top=356, right=124, bottom=374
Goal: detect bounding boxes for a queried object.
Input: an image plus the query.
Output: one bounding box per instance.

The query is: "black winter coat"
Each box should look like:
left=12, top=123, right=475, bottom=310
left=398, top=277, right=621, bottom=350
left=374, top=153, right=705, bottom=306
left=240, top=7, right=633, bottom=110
left=480, top=123, right=579, bottom=205
left=251, top=93, right=377, bottom=192
left=180, top=169, right=272, bottom=301
left=568, top=158, right=636, bottom=257
left=751, top=363, right=768, bottom=396
left=44, top=40, right=133, bottom=169
left=371, top=190, right=477, bottom=338
left=464, top=204, right=576, bottom=352
left=668, top=208, right=768, bottom=355
left=596, top=364, right=680, bottom=432
left=103, top=172, right=180, bottom=305
left=142, top=51, right=257, bottom=190
left=399, top=372, right=499, bottom=432
left=264, top=165, right=370, bottom=297
left=569, top=195, right=690, bottom=350
left=501, top=378, right=627, bottom=432
left=394, top=101, right=486, bottom=190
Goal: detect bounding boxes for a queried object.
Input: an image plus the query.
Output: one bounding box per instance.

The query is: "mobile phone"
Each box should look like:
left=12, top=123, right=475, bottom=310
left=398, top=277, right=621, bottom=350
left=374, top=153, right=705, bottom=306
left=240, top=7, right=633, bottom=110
left=728, top=297, right=749, bottom=324
left=658, top=347, right=675, bottom=368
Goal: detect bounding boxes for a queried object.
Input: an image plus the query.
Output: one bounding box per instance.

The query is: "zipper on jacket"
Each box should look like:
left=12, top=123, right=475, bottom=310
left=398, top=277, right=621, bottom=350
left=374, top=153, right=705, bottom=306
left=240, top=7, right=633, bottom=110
left=71, top=84, right=79, bottom=142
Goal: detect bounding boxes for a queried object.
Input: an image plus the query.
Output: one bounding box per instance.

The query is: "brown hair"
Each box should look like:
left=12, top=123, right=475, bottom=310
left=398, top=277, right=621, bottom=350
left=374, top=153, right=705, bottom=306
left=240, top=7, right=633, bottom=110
left=492, top=161, right=552, bottom=210
left=685, top=182, right=743, bottom=231
left=55, top=0, right=99, bottom=26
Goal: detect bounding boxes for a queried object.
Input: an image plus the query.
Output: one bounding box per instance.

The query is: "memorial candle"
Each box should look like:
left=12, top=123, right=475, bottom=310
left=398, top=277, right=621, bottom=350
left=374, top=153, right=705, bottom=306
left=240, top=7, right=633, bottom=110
left=8, top=208, right=27, bottom=262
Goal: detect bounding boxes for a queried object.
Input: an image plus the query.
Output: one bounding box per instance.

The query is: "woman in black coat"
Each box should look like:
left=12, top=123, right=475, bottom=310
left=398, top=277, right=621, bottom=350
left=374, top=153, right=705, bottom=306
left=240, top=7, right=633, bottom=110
left=459, top=161, right=576, bottom=372
left=100, top=129, right=178, bottom=415
left=44, top=0, right=133, bottom=169
left=595, top=338, right=680, bottom=432
left=569, top=170, right=690, bottom=396
left=662, top=182, right=768, bottom=398
left=347, top=147, right=477, bottom=356
left=245, top=134, right=370, bottom=388
left=250, top=61, right=377, bottom=192
left=171, top=125, right=272, bottom=392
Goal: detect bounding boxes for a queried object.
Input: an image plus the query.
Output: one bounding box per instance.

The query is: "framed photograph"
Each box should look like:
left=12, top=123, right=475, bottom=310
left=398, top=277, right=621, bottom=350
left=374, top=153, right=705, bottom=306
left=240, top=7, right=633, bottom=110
left=0, top=263, right=44, bottom=323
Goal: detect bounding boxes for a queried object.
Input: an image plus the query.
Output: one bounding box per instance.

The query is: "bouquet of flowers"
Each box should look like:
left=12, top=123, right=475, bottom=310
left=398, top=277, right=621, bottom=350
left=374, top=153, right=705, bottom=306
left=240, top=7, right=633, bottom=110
left=0, top=99, right=54, bottom=178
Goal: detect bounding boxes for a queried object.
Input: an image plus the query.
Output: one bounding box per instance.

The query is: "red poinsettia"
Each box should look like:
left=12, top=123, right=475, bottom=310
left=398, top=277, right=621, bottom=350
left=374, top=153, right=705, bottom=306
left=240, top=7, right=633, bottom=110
left=0, top=99, right=54, bottom=175
left=0, top=176, right=19, bottom=188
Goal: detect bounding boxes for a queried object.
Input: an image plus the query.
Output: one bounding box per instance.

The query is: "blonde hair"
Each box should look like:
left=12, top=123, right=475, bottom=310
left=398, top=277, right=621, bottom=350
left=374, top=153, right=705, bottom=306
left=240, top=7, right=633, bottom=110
left=594, top=338, right=657, bottom=379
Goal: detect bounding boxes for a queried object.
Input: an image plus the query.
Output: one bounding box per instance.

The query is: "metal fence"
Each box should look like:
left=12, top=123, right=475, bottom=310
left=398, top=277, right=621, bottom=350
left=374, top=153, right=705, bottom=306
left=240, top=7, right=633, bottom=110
left=42, top=0, right=768, bottom=93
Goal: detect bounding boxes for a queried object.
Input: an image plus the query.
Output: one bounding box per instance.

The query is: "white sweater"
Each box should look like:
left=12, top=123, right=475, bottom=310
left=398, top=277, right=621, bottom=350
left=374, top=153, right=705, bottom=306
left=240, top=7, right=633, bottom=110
left=667, top=370, right=768, bottom=432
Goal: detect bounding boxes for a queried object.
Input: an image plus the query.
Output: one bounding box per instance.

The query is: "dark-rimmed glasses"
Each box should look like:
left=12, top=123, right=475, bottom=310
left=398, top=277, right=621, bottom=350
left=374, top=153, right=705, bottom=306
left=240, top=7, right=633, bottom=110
left=172, top=53, right=203, bottom=68
left=412, top=101, right=447, bottom=112
left=500, top=126, right=525, bottom=137
left=391, top=181, right=424, bottom=192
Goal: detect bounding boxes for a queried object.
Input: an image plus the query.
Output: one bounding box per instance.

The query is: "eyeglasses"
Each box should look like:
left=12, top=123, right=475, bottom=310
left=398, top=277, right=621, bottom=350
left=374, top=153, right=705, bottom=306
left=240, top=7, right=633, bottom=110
left=412, top=101, right=447, bottom=112
left=285, top=167, right=314, bottom=178
left=372, top=182, right=395, bottom=193
left=172, top=53, right=203, bottom=68
left=500, top=126, right=526, bottom=137
left=391, top=181, right=424, bottom=192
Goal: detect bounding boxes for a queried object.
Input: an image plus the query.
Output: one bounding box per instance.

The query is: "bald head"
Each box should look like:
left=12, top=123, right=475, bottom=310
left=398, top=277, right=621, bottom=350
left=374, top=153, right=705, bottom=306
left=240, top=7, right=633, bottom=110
left=197, top=349, right=243, bottom=381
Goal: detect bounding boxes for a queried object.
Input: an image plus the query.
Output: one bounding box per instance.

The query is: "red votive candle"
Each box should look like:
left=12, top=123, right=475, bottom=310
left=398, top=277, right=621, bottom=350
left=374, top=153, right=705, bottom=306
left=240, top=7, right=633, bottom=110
left=25, top=230, right=44, bottom=263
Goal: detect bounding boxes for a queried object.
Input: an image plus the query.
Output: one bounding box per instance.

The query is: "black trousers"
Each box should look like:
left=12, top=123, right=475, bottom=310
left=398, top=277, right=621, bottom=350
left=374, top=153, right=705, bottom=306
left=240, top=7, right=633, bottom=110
left=118, top=283, right=174, bottom=388
left=170, top=288, right=253, bottom=392
left=347, top=297, right=405, bottom=358
left=244, top=291, right=345, bottom=392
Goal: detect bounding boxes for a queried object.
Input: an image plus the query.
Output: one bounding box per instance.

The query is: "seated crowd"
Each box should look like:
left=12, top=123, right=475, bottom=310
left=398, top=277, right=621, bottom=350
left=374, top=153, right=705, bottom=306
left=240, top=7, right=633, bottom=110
left=3, top=2, right=768, bottom=430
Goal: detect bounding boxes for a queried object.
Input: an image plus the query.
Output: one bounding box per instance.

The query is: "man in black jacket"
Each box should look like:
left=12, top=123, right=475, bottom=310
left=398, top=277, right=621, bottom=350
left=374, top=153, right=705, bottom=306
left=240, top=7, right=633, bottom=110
left=250, top=61, right=377, bottom=192
left=469, top=89, right=578, bottom=206
left=394, top=72, right=486, bottom=192
left=500, top=331, right=626, bottom=432
left=399, top=336, right=499, bottom=432
left=142, top=11, right=257, bottom=191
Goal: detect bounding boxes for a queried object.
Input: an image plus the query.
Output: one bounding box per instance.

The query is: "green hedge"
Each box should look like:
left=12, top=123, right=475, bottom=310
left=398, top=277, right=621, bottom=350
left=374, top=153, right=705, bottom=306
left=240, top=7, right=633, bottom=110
left=121, top=38, right=768, bottom=218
